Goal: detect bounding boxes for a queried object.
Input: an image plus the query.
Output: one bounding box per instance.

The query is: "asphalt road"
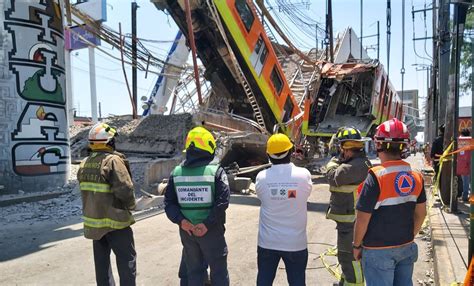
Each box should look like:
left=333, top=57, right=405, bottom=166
left=0, top=156, right=433, bottom=285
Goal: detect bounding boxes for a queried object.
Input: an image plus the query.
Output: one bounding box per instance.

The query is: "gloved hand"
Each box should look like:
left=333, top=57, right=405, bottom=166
left=325, top=156, right=341, bottom=172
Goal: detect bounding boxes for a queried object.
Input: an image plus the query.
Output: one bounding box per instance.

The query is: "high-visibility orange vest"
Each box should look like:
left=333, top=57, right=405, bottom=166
left=370, top=161, right=424, bottom=210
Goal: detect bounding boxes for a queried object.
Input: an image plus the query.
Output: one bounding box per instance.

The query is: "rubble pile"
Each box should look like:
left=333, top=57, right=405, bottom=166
left=0, top=164, right=81, bottom=225
left=68, top=114, right=196, bottom=191
left=70, top=114, right=194, bottom=159
left=416, top=224, right=435, bottom=285
left=279, top=53, right=304, bottom=80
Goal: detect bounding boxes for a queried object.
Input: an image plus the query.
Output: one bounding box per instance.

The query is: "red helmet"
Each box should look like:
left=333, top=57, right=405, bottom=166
left=374, top=118, right=410, bottom=144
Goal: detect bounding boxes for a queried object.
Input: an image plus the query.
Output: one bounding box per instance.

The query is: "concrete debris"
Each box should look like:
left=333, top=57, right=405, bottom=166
left=417, top=223, right=435, bottom=285
left=0, top=161, right=164, bottom=225
left=70, top=114, right=194, bottom=159
left=150, top=179, right=168, bottom=196
left=0, top=164, right=81, bottom=224
left=228, top=176, right=252, bottom=194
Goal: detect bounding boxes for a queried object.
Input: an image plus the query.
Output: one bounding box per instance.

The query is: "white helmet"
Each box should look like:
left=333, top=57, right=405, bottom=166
left=88, top=122, right=117, bottom=144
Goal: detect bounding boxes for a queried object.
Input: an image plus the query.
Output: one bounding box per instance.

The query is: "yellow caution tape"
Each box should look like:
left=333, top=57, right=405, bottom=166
left=319, top=246, right=342, bottom=281
left=419, top=142, right=458, bottom=230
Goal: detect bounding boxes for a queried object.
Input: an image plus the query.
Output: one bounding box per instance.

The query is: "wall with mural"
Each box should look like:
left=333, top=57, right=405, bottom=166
left=0, top=0, right=69, bottom=194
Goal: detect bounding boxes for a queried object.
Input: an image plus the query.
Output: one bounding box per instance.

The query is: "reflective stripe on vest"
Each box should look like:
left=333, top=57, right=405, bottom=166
left=374, top=194, right=418, bottom=210
left=372, top=165, right=412, bottom=177
left=330, top=184, right=358, bottom=193
left=370, top=161, right=423, bottom=210
left=173, top=164, right=218, bottom=225
left=82, top=216, right=133, bottom=229
left=80, top=182, right=112, bottom=193
left=326, top=212, right=355, bottom=223
left=174, top=175, right=215, bottom=183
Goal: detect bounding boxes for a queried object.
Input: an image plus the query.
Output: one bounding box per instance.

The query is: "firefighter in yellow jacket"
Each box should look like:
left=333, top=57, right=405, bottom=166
left=324, top=127, right=371, bottom=286
left=78, top=122, right=136, bottom=286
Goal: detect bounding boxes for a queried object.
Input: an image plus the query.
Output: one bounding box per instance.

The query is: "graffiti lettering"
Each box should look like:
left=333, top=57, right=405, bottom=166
left=5, top=0, right=69, bottom=177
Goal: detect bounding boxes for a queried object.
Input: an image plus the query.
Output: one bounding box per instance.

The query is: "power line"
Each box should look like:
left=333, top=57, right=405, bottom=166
left=401, top=0, right=406, bottom=113
left=72, top=65, right=151, bottom=93
left=387, top=0, right=391, bottom=78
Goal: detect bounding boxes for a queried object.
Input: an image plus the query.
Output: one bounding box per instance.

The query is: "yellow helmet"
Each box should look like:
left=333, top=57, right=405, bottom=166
left=266, top=133, right=293, bottom=158
left=185, top=126, right=216, bottom=154
left=335, top=127, right=364, bottom=150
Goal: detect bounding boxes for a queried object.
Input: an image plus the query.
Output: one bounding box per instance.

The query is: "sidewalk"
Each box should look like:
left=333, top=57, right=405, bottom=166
left=430, top=198, right=470, bottom=285
left=406, top=154, right=470, bottom=285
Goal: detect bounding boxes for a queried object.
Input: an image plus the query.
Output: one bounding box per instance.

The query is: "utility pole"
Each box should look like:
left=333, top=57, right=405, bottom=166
left=89, top=46, right=98, bottom=123
left=437, top=1, right=451, bottom=207
left=377, top=21, right=380, bottom=60
left=411, top=2, right=437, bottom=142
left=401, top=0, right=406, bottom=117
left=328, top=0, right=334, bottom=62
left=99, top=102, right=102, bottom=120
left=415, top=64, right=432, bottom=143
left=438, top=0, right=450, bottom=129
left=323, top=0, right=334, bottom=62
left=430, top=0, right=438, bottom=145
left=386, top=0, right=391, bottom=78
left=470, top=39, right=474, bottom=265
left=360, top=0, right=363, bottom=60
left=315, top=23, right=318, bottom=55
left=131, top=1, right=138, bottom=119
left=442, top=0, right=470, bottom=212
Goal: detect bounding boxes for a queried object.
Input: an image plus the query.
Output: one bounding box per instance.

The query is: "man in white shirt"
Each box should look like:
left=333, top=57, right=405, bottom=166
left=256, top=133, right=313, bottom=286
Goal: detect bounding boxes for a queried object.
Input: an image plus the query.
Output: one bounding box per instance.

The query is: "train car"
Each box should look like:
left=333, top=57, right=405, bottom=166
left=154, top=0, right=302, bottom=135
left=302, top=61, right=402, bottom=139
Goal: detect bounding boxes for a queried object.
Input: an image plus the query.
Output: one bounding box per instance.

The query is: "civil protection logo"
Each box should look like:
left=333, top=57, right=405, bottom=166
left=271, top=189, right=277, bottom=196
left=394, top=171, right=416, bottom=196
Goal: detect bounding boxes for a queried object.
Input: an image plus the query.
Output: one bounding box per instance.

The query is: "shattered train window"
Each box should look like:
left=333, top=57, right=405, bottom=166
left=283, top=95, right=294, bottom=122
left=235, top=0, right=255, bottom=32
left=270, top=67, right=283, bottom=95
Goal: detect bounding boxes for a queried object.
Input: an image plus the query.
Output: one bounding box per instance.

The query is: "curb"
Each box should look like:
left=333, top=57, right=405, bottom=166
left=430, top=200, right=467, bottom=285
left=0, top=190, right=71, bottom=207
left=430, top=202, right=455, bottom=286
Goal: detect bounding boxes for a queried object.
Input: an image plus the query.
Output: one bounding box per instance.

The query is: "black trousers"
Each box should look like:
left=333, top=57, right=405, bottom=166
left=336, top=222, right=364, bottom=285
left=93, top=227, right=136, bottom=286
left=179, top=225, right=229, bottom=286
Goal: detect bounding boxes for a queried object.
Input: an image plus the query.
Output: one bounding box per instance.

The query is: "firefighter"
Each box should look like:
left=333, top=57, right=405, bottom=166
left=353, top=118, right=427, bottom=286
left=164, top=126, right=230, bottom=286
left=324, top=127, right=370, bottom=286
left=77, top=122, right=137, bottom=286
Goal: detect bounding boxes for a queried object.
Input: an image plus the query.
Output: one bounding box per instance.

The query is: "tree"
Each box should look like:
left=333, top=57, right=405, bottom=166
left=460, top=9, right=474, bottom=94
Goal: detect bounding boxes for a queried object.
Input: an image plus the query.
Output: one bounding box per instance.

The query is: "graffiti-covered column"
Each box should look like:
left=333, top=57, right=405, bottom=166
left=0, top=0, right=69, bottom=194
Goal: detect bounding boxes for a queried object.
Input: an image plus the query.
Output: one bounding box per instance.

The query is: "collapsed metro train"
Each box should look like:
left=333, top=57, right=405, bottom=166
left=154, top=0, right=404, bottom=144
left=303, top=61, right=403, bottom=138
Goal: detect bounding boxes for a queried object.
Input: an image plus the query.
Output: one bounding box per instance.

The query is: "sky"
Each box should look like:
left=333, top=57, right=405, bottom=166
left=70, top=0, right=470, bottom=118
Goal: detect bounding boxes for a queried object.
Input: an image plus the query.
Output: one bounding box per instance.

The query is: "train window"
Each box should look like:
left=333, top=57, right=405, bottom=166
left=384, top=90, right=389, bottom=106
left=271, top=67, right=283, bottom=95
left=282, top=95, right=294, bottom=122
left=250, top=36, right=268, bottom=76
left=235, top=0, right=254, bottom=32
left=259, top=46, right=268, bottom=65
